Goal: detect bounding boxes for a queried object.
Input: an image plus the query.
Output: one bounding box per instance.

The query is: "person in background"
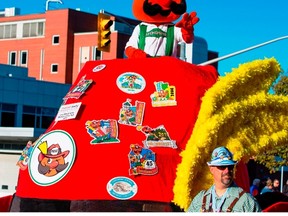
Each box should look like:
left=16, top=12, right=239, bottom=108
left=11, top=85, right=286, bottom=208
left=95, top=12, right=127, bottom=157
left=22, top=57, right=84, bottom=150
left=283, top=179, right=288, bottom=195
left=187, top=146, right=262, bottom=212
left=250, top=178, right=261, bottom=197
left=258, top=177, right=268, bottom=193
left=272, top=179, right=280, bottom=192
left=260, top=179, right=273, bottom=194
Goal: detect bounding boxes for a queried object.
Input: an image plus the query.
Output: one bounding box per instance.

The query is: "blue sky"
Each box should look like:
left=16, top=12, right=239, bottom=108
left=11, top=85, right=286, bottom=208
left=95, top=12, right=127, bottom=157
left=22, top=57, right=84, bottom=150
left=1, top=0, right=288, bottom=76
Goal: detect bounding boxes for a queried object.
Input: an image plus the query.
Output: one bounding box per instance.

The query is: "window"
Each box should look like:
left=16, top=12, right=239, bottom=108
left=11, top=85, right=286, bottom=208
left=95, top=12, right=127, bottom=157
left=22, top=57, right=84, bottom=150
left=22, top=106, right=58, bottom=129
left=92, top=46, right=102, bottom=60
left=0, top=103, right=16, bottom=127
left=1, top=185, right=8, bottom=190
left=22, top=21, right=45, bottom=38
left=51, top=64, right=58, bottom=73
left=0, top=24, right=17, bottom=39
left=0, top=25, right=3, bottom=39
left=20, top=50, right=28, bottom=66
left=52, top=35, right=60, bottom=45
left=8, top=51, right=17, bottom=65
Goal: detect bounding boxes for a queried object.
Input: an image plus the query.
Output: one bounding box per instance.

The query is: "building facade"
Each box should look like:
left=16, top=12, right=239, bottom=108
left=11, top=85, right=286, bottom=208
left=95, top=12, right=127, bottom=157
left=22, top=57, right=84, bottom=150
left=0, top=8, right=217, bottom=85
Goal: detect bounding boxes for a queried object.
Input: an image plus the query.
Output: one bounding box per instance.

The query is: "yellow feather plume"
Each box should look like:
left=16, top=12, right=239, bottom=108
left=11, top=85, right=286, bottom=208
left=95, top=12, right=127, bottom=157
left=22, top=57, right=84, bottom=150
left=173, top=58, right=288, bottom=211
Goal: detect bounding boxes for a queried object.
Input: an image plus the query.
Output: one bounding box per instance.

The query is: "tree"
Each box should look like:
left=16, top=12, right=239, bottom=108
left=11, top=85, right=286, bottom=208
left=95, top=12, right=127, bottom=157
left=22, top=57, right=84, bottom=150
left=255, top=72, right=288, bottom=173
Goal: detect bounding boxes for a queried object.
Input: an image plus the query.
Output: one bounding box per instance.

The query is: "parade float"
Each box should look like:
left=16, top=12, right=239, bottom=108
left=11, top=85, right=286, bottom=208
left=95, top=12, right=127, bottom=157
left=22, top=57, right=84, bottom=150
left=1, top=56, right=285, bottom=212
left=1, top=0, right=288, bottom=212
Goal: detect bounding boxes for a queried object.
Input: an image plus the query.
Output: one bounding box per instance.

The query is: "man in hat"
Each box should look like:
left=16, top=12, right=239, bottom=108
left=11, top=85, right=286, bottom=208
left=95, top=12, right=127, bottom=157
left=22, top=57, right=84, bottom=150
left=187, top=146, right=262, bottom=212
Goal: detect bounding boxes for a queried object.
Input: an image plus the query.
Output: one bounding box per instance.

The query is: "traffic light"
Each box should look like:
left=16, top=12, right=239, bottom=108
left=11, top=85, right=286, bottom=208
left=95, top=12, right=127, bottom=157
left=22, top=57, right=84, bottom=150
left=97, top=12, right=113, bottom=52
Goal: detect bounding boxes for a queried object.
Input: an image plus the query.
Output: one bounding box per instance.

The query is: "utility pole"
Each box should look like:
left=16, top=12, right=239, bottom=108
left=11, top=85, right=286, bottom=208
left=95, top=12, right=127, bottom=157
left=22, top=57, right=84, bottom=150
left=199, top=35, right=288, bottom=66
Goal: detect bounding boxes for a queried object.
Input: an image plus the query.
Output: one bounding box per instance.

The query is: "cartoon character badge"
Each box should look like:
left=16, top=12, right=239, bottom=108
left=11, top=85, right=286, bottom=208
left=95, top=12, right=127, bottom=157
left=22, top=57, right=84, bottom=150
left=118, top=99, right=145, bottom=126
left=137, top=125, right=177, bottom=149
left=85, top=119, right=120, bottom=144
left=150, top=81, right=177, bottom=107
left=17, top=140, right=35, bottom=170
left=64, top=75, right=93, bottom=100
left=128, top=144, right=158, bottom=176
left=116, top=72, right=146, bottom=94
left=28, top=130, right=76, bottom=186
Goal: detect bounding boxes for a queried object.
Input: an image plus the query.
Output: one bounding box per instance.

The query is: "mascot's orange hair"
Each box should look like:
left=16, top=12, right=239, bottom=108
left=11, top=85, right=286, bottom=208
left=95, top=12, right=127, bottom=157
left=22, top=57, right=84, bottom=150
left=125, top=0, right=199, bottom=58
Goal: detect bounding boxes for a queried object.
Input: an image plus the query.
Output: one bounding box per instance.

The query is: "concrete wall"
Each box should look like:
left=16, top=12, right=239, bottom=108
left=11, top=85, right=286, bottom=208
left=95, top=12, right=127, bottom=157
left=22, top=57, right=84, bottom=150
left=0, top=153, right=19, bottom=197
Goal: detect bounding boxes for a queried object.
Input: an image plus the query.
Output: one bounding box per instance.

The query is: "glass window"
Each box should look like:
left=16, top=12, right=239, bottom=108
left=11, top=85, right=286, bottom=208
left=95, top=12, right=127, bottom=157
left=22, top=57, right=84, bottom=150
left=22, top=22, right=45, bottom=38
left=2, top=103, right=16, bottom=111
left=22, top=113, right=35, bottom=127
left=1, top=112, right=15, bottom=127
left=92, top=46, right=102, bottom=60
left=20, top=51, right=28, bottom=66
left=38, top=22, right=44, bottom=36
left=11, top=24, right=17, bottom=38
left=42, top=116, right=54, bottom=128
left=22, top=105, right=57, bottom=129
left=23, top=106, right=36, bottom=113
left=4, top=25, right=11, bottom=38
left=0, top=103, right=16, bottom=127
left=23, top=23, right=29, bottom=37
left=9, top=51, right=17, bottom=65
left=0, top=25, right=3, bottom=39
left=0, top=24, right=17, bottom=39
left=51, top=64, right=58, bottom=73
left=30, top=22, right=37, bottom=37
left=53, top=35, right=60, bottom=45
left=1, top=185, right=8, bottom=190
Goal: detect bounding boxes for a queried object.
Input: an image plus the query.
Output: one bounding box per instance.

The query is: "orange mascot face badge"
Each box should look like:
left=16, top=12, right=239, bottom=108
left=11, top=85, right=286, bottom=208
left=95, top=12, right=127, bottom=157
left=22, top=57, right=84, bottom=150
left=133, top=0, right=187, bottom=23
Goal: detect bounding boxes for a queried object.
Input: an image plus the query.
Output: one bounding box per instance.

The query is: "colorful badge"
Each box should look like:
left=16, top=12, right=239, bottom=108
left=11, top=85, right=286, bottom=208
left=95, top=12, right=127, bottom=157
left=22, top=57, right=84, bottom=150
left=150, top=81, right=177, bottom=107
left=85, top=119, right=120, bottom=144
left=17, top=140, right=35, bottom=170
left=92, top=64, right=106, bottom=72
left=116, top=72, right=146, bottom=94
left=137, top=125, right=177, bottom=149
left=118, top=99, right=145, bottom=126
left=28, top=130, right=76, bottom=186
left=64, top=75, right=93, bottom=100
left=128, top=144, right=158, bottom=176
left=107, top=176, right=138, bottom=200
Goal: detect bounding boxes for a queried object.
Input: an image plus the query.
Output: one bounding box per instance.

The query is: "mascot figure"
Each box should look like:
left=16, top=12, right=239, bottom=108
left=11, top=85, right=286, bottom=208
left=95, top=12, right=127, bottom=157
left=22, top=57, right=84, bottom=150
left=125, top=0, right=199, bottom=58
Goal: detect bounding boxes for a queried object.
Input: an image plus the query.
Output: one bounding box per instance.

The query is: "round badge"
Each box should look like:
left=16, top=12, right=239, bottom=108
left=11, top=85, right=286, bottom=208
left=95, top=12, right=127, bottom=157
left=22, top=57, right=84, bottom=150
left=28, top=130, right=76, bottom=186
left=92, top=64, right=106, bottom=72
left=116, top=72, right=146, bottom=94
left=107, top=176, right=138, bottom=200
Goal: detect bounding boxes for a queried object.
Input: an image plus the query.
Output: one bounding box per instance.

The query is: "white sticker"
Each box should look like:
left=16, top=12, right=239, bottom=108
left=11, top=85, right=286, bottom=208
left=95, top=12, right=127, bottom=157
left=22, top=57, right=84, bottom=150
left=55, top=102, right=82, bottom=121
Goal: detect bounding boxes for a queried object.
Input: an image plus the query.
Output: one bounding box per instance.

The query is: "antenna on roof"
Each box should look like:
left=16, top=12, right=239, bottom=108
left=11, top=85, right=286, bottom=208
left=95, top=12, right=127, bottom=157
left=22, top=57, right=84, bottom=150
left=45, top=0, right=63, bottom=11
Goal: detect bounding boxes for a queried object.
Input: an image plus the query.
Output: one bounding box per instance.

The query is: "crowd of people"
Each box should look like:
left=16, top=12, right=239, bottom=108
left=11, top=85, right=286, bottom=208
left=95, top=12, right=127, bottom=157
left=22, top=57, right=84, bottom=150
left=248, top=174, right=288, bottom=211
left=250, top=177, right=288, bottom=196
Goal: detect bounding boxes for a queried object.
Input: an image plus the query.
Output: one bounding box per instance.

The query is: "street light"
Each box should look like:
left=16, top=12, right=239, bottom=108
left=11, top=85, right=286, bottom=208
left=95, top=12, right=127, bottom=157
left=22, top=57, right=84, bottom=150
left=199, top=35, right=288, bottom=66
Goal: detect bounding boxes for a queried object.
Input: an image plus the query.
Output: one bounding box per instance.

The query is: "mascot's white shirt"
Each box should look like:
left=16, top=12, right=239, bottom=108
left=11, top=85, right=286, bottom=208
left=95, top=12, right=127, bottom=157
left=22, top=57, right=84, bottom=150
left=125, top=22, right=185, bottom=57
